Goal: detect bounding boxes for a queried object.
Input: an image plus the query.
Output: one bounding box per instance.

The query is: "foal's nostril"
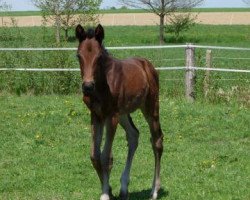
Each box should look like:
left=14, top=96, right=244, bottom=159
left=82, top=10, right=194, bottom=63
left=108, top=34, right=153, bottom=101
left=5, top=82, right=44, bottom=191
left=82, top=82, right=95, bottom=95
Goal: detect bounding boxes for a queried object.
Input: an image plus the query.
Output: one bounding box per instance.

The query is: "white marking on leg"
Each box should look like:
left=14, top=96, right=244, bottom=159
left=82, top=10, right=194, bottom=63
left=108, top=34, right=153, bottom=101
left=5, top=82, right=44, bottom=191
left=152, top=191, right=158, bottom=200
left=100, top=193, right=110, bottom=200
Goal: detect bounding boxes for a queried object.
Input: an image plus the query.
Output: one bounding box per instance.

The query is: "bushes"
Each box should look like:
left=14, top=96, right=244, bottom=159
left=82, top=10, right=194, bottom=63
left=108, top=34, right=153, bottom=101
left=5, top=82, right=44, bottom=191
left=0, top=50, right=81, bottom=95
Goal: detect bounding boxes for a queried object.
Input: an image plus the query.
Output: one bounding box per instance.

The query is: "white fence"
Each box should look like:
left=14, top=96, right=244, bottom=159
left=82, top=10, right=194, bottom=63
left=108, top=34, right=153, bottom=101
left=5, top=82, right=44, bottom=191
left=0, top=44, right=250, bottom=101
left=0, top=44, right=250, bottom=72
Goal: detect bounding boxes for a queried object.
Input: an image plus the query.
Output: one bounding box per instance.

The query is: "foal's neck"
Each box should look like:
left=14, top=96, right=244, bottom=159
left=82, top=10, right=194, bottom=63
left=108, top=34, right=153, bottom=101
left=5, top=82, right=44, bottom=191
left=95, top=47, right=112, bottom=83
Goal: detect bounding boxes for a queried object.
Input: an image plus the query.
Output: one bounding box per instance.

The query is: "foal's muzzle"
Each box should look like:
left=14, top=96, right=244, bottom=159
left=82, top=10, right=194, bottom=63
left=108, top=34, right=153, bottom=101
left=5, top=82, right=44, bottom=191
left=82, top=81, right=95, bottom=96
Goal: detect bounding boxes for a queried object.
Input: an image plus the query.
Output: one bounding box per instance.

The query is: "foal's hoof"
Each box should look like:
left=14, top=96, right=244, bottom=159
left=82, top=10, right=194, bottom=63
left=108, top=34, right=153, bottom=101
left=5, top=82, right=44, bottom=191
left=119, top=191, right=129, bottom=200
left=151, top=191, right=158, bottom=200
left=100, top=194, right=110, bottom=200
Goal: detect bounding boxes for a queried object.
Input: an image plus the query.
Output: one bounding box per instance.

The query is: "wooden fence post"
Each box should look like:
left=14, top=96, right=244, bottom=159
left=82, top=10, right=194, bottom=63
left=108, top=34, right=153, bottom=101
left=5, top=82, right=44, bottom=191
left=185, top=44, right=196, bottom=102
left=203, top=50, right=212, bottom=98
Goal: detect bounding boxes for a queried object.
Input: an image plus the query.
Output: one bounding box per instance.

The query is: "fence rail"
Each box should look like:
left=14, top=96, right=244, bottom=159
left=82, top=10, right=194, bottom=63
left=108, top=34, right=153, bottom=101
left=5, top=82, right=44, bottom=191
left=1, top=67, right=249, bottom=73
left=1, top=44, right=250, bottom=51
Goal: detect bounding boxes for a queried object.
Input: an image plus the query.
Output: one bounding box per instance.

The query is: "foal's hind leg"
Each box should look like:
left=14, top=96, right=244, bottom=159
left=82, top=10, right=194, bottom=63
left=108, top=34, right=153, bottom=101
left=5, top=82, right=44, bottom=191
left=119, top=115, right=139, bottom=200
left=149, top=121, right=163, bottom=200
left=143, top=102, right=164, bottom=200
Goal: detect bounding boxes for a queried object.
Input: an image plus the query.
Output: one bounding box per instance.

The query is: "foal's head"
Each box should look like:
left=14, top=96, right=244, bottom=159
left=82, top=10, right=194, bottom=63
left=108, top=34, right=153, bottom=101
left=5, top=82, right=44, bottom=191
left=75, top=24, right=104, bottom=96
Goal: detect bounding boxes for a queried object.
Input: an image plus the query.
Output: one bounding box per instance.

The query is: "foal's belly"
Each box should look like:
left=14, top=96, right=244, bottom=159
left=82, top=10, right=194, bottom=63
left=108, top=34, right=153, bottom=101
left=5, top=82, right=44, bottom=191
left=117, top=86, right=148, bottom=114
left=108, top=60, right=150, bottom=114
left=117, top=71, right=149, bottom=113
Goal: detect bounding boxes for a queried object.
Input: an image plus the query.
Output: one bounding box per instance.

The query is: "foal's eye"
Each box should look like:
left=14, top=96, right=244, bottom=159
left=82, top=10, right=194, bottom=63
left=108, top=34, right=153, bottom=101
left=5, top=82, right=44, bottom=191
left=76, top=53, right=81, bottom=60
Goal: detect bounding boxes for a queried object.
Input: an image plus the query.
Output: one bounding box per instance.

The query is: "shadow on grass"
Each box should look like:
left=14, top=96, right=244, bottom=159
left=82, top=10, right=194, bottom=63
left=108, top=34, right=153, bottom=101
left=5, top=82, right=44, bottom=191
left=129, top=188, right=169, bottom=200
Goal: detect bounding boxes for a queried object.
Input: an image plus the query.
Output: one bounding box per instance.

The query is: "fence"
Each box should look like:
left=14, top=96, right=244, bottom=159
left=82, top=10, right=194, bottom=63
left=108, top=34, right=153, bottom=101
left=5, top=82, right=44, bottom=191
left=0, top=44, right=250, bottom=101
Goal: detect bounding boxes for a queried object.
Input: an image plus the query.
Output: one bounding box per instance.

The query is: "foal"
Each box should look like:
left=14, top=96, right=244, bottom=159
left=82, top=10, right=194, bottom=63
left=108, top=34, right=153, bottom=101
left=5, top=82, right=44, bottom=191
left=75, top=24, right=163, bottom=200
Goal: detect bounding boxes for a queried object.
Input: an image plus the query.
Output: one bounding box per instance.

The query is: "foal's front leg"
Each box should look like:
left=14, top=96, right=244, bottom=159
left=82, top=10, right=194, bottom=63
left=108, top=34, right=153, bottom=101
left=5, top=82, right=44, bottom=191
left=100, top=115, right=118, bottom=200
left=90, top=113, right=105, bottom=194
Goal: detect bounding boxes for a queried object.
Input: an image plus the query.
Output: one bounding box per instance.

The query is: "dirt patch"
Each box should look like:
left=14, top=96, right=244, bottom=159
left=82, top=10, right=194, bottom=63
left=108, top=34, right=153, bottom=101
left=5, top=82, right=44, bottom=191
left=1, top=12, right=250, bottom=27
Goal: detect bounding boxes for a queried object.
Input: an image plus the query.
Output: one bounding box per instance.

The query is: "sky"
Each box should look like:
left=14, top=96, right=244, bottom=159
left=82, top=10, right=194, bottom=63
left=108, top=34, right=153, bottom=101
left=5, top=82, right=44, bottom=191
left=3, top=0, right=248, bottom=11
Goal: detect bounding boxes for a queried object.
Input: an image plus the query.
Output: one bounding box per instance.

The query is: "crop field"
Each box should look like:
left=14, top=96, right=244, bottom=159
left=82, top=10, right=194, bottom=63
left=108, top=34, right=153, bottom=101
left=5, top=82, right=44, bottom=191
left=0, top=24, right=250, bottom=199
left=2, top=12, right=250, bottom=27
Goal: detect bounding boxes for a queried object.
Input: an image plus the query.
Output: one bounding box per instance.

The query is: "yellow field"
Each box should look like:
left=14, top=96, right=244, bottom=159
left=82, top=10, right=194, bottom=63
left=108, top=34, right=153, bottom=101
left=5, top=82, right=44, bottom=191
left=1, top=12, right=250, bottom=27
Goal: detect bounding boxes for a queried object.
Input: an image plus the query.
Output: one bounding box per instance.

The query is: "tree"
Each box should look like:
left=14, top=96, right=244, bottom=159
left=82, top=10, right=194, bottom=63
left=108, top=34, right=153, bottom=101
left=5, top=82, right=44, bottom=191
left=0, top=0, right=9, bottom=10
left=0, top=1, right=16, bottom=27
left=0, top=0, right=11, bottom=26
left=119, top=0, right=203, bottom=44
left=33, top=0, right=102, bottom=43
left=243, top=0, right=250, bottom=5
left=165, top=13, right=196, bottom=41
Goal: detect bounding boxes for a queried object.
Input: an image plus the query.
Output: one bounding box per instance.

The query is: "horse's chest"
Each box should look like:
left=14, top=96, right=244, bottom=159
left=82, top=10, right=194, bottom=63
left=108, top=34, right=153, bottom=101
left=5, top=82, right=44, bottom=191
left=83, top=94, right=115, bottom=117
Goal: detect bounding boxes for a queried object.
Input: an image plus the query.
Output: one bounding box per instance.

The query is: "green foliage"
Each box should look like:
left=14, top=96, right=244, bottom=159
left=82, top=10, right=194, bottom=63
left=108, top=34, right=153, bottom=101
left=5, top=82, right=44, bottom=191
left=165, top=13, right=196, bottom=42
left=0, top=0, right=10, bottom=11
left=32, top=0, right=102, bottom=42
left=0, top=95, right=249, bottom=199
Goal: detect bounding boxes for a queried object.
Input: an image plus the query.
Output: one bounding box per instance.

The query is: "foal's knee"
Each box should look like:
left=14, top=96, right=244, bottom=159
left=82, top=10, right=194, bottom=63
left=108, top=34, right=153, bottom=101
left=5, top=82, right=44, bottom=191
left=151, top=131, right=163, bottom=156
left=108, top=156, right=113, bottom=171
left=156, top=137, right=163, bottom=156
left=90, top=153, right=101, bottom=169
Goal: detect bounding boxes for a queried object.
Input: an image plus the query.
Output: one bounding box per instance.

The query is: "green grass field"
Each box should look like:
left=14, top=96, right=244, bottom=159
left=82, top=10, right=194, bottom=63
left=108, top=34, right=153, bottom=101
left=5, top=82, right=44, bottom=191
left=0, top=94, right=249, bottom=199
left=0, top=21, right=249, bottom=199
left=1, top=8, right=250, bottom=16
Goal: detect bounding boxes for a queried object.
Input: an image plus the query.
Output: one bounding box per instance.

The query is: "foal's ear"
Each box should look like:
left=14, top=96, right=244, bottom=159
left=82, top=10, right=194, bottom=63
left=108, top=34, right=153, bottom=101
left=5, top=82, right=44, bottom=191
left=75, top=24, right=86, bottom=42
left=95, top=24, right=104, bottom=44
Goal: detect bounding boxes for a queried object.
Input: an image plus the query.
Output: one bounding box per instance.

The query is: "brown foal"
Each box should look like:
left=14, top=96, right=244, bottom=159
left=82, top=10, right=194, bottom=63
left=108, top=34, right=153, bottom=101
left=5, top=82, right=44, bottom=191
left=75, top=24, right=163, bottom=200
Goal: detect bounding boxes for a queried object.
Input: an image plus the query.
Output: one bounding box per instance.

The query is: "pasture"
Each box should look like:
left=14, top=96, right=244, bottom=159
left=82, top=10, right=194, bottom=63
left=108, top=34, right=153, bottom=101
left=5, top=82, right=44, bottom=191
left=0, top=24, right=250, bottom=199
left=0, top=95, right=249, bottom=199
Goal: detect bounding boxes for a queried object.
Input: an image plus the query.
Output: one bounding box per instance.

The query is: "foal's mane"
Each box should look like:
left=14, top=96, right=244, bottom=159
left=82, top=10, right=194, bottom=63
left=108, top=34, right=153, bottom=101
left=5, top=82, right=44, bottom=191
left=85, top=28, right=95, bottom=39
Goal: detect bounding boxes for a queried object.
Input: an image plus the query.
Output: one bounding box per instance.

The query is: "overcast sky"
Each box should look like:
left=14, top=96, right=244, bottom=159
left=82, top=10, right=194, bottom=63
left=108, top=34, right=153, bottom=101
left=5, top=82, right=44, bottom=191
left=3, top=0, right=248, bottom=11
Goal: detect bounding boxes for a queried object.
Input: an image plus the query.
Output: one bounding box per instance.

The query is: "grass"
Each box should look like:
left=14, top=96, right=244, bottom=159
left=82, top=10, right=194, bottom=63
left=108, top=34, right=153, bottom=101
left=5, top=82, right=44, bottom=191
left=0, top=24, right=250, bottom=47
left=191, top=7, right=250, bottom=12
left=0, top=94, right=249, bottom=199
left=1, top=8, right=250, bottom=16
left=0, top=11, right=41, bottom=17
